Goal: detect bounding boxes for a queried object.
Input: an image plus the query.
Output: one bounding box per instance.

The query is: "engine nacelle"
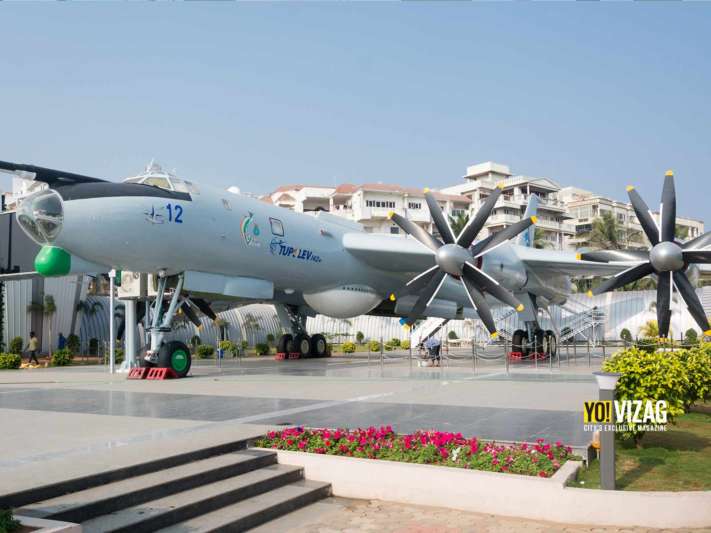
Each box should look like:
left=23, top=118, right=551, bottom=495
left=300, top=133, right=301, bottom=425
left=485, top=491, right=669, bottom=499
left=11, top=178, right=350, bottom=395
left=303, top=285, right=382, bottom=319
left=479, top=246, right=527, bottom=291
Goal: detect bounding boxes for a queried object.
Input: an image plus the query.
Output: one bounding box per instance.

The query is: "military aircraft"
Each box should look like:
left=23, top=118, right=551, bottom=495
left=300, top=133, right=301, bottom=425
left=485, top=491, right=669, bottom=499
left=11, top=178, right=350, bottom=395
left=2, top=159, right=631, bottom=377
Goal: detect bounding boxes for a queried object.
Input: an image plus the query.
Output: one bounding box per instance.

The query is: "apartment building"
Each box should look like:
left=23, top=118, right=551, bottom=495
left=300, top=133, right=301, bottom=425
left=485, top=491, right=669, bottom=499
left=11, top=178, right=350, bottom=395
left=559, top=186, right=704, bottom=249
left=441, top=162, right=575, bottom=249
left=269, top=185, right=335, bottom=213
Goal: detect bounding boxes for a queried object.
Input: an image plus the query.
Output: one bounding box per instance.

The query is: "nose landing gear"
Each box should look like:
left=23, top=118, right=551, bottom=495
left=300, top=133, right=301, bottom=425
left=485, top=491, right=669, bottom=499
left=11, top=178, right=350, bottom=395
left=510, top=328, right=557, bottom=360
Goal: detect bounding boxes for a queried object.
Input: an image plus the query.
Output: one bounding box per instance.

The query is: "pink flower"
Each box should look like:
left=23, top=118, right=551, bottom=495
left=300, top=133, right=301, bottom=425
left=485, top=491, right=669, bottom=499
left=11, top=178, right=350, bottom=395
left=298, top=441, right=307, bottom=449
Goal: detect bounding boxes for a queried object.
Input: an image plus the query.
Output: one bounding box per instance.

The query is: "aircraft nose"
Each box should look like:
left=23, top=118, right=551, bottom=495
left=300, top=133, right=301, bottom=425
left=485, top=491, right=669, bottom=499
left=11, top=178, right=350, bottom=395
left=17, top=188, right=64, bottom=244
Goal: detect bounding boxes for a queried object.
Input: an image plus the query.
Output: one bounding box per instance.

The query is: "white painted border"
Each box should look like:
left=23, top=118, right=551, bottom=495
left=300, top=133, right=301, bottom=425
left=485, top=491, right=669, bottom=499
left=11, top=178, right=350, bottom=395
left=256, top=448, right=711, bottom=528
left=14, top=515, right=80, bottom=532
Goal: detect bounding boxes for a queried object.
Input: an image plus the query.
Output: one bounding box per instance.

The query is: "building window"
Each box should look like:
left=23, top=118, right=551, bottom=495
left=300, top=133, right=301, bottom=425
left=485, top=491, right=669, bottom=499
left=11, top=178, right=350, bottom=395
left=390, top=226, right=400, bottom=234
left=408, top=202, right=421, bottom=210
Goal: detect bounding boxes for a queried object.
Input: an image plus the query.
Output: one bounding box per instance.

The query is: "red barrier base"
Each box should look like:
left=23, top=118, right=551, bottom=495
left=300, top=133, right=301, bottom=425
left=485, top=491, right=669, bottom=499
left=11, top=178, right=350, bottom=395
left=275, top=352, right=301, bottom=360
left=146, top=367, right=178, bottom=380
left=275, top=352, right=286, bottom=360
left=508, top=351, right=523, bottom=360
left=127, top=367, right=149, bottom=380
left=288, top=352, right=301, bottom=360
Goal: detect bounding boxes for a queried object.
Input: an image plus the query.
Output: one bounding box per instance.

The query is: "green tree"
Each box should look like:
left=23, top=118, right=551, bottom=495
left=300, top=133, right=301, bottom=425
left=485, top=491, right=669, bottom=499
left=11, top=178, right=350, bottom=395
left=356, top=331, right=365, bottom=344
left=27, top=295, right=57, bottom=356
left=583, top=212, right=624, bottom=250
left=675, top=224, right=689, bottom=241
left=533, top=228, right=552, bottom=249
left=448, top=212, right=470, bottom=237
left=242, top=313, right=261, bottom=345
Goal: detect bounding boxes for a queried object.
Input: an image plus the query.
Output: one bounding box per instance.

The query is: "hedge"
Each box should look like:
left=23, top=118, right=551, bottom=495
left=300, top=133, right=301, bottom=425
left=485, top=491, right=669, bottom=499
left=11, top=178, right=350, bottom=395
left=196, top=344, right=215, bottom=359
left=51, top=348, right=73, bottom=367
left=341, top=341, right=356, bottom=353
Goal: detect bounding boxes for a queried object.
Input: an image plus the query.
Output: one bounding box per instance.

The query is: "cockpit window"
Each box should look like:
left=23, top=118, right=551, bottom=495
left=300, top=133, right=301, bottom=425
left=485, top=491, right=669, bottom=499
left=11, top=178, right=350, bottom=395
left=143, top=177, right=172, bottom=190
left=17, top=189, right=64, bottom=244
left=171, top=178, right=190, bottom=193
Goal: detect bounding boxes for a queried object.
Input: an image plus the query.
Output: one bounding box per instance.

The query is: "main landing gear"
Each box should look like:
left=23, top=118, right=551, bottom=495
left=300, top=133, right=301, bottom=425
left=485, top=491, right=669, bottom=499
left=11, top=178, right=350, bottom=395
left=276, top=333, right=329, bottom=358
left=511, top=328, right=557, bottom=359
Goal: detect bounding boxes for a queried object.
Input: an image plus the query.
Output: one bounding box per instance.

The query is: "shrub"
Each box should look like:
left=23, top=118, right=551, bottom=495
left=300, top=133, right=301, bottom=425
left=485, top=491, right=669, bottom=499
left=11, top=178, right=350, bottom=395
left=390, top=338, right=400, bottom=347
left=9, top=337, right=23, bottom=355
left=67, top=334, right=80, bottom=355
left=0, top=508, right=21, bottom=533
left=196, top=344, right=215, bottom=359
left=114, top=347, right=124, bottom=364
left=369, top=340, right=381, bottom=352
left=619, top=328, right=632, bottom=343
left=603, top=347, right=688, bottom=445
left=51, top=348, right=73, bottom=366
left=241, top=340, right=249, bottom=351
left=401, top=339, right=411, bottom=350
left=341, top=341, right=356, bottom=353
left=677, top=345, right=711, bottom=407
left=255, top=343, right=270, bottom=356
left=266, top=333, right=275, bottom=345
left=0, top=353, right=21, bottom=370
left=356, top=331, right=365, bottom=344
left=634, top=337, right=658, bottom=354
left=448, top=330, right=458, bottom=340
left=684, top=329, right=699, bottom=346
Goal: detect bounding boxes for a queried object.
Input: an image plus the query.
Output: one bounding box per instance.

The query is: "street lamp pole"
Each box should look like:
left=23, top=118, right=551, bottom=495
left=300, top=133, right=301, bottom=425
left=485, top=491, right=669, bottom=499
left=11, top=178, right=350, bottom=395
left=593, top=371, right=621, bottom=490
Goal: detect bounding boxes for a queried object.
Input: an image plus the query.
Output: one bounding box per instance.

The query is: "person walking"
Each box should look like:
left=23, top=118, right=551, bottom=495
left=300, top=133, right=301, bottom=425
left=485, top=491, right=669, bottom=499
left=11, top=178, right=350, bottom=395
left=25, top=331, right=40, bottom=365
left=58, top=332, right=66, bottom=351
left=424, top=336, right=441, bottom=367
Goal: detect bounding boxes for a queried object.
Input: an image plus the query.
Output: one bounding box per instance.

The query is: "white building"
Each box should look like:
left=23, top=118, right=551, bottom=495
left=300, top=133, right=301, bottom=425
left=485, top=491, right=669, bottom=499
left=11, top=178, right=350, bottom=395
left=441, top=162, right=575, bottom=249
left=559, top=186, right=704, bottom=249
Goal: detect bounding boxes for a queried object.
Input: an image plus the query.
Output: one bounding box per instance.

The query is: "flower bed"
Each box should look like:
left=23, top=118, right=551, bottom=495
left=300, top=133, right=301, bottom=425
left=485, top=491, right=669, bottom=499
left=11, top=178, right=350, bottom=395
left=254, top=426, right=575, bottom=478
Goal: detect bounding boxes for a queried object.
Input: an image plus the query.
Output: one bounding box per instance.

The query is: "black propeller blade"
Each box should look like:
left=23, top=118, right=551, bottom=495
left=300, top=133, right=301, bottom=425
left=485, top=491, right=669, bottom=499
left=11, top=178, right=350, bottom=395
left=584, top=171, right=711, bottom=337
left=390, top=188, right=534, bottom=335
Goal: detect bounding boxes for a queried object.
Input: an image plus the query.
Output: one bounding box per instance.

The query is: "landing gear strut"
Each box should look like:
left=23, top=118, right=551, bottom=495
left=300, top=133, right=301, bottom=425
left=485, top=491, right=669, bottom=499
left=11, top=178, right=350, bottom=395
left=144, top=273, right=192, bottom=378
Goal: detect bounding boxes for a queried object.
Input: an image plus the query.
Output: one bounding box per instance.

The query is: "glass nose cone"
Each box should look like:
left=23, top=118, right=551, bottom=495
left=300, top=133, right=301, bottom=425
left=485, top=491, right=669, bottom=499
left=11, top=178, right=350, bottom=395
left=17, top=189, right=64, bottom=244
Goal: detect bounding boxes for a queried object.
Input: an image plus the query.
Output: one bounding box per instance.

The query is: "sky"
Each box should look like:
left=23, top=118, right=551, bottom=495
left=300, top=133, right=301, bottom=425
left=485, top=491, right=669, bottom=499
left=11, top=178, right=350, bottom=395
left=1, top=3, right=710, bottom=220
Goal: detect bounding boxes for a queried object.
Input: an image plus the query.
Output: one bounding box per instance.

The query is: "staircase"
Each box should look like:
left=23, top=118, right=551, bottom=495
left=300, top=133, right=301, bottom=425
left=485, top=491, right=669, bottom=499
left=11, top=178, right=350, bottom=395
left=410, top=317, right=449, bottom=345
left=12, top=445, right=330, bottom=532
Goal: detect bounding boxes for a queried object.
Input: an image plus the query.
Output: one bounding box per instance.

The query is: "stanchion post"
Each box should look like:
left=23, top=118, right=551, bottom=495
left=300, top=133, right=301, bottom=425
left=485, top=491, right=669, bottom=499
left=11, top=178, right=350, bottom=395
left=594, top=371, right=621, bottom=490
left=587, top=337, right=591, bottom=367
left=380, top=336, right=384, bottom=371
left=108, top=269, right=116, bottom=374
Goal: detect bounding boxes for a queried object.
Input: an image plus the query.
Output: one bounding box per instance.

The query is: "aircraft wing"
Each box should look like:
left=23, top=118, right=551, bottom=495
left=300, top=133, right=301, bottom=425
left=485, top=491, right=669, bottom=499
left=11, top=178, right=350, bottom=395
left=342, top=232, right=435, bottom=273
left=515, top=246, right=635, bottom=277
left=0, top=161, right=108, bottom=186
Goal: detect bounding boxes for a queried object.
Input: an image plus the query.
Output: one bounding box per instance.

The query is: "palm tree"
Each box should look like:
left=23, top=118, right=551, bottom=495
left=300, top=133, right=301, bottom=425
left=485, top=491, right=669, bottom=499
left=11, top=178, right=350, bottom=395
left=27, top=295, right=57, bottom=356
left=639, top=320, right=660, bottom=338
left=583, top=212, right=624, bottom=250
left=214, top=317, right=229, bottom=342
left=448, top=212, right=470, bottom=237
left=675, top=224, right=689, bottom=241
left=242, top=313, right=261, bottom=345
left=533, top=228, right=552, bottom=249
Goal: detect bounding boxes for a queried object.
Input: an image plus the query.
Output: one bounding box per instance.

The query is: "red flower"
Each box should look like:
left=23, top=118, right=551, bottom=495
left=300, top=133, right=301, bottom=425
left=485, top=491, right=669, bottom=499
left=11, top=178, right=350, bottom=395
left=538, top=471, right=548, bottom=478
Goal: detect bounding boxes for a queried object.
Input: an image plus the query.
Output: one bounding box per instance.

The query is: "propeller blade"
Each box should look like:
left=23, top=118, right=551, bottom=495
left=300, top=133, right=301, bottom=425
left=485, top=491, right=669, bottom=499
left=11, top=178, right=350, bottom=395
left=683, top=230, right=711, bottom=250
left=469, top=234, right=495, bottom=257
left=402, top=265, right=440, bottom=295
left=460, top=277, right=497, bottom=335
left=463, top=262, right=524, bottom=311
left=473, top=216, right=536, bottom=258
left=424, top=191, right=456, bottom=244
left=578, top=250, right=649, bottom=263
left=404, top=270, right=447, bottom=326
left=456, top=185, right=503, bottom=248
left=657, top=271, right=672, bottom=337
left=591, top=262, right=654, bottom=295
left=683, top=249, right=711, bottom=263
left=660, top=172, right=676, bottom=242
left=389, top=212, right=442, bottom=252
left=673, top=271, right=711, bottom=334
left=627, top=186, right=659, bottom=246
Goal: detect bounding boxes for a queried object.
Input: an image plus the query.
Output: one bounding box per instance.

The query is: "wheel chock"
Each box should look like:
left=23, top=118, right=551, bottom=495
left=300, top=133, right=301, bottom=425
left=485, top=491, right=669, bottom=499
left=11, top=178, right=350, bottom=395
left=146, top=367, right=178, bottom=380
left=287, top=352, right=301, bottom=360
left=127, top=367, right=150, bottom=380
left=275, top=352, right=287, bottom=360
left=508, top=351, right=523, bottom=361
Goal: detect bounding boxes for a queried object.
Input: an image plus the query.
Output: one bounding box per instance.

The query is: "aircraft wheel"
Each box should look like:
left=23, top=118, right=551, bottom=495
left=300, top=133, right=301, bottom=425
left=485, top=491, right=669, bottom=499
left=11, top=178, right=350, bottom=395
left=544, top=330, right=557, bottom=358
left=277, top=334, right=293, bottom=354
left=293, top=334, right=311, bottom=358
left=310, top=334, right=328, bottom=357
left=511, top=329, right=527, bottom=354
left=157, top=340, right=191, bottom=378
left=532, top=329, right=545, bottom=355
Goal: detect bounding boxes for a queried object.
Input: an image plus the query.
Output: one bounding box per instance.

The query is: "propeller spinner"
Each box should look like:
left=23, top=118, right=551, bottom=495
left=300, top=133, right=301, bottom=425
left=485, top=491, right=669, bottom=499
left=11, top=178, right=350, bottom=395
left=581, top=171, right=711, bottom=338
left=389, top=186, right=534, bottom=336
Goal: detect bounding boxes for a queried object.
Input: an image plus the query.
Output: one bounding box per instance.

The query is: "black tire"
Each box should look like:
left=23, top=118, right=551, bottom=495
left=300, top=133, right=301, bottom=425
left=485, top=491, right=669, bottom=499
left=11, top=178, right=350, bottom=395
left=511, top=329, right=527, bottom=354
left=277, top=334, right=292, bottom=354
left=292, top=334, right=311, bottom=357
left=310, top=334, right=328, bottom=357
left=545, top=330, right=557, bottom=358
left=532, top=329, right=544, bottom=355
left=157, top=340, right=191, bottom=378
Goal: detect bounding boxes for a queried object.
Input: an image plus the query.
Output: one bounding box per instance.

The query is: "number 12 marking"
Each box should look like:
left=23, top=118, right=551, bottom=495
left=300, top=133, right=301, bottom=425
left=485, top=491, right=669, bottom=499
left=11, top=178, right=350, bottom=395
left=166, top=204, right=184, bottom=224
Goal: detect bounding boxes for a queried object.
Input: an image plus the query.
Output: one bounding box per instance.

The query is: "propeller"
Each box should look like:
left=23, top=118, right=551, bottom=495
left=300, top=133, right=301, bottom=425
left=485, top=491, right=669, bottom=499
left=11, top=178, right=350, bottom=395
left=580, top=171, right=711, bottom=338
left=389, top=186, right=535, bottom=336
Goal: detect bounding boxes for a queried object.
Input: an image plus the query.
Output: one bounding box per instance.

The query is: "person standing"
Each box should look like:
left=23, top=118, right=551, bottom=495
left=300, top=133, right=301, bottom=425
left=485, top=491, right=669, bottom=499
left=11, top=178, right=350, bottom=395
left=424, top=336, right=442, bottom=367
left=58, top=332, right=66, bottom=351
left=25, top=331, right=40, bottom=365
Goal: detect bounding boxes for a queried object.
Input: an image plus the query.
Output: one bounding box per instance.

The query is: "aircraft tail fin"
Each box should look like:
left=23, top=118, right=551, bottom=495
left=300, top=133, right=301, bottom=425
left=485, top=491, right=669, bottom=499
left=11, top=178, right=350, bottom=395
left=517, top=194, right=540, bottom=247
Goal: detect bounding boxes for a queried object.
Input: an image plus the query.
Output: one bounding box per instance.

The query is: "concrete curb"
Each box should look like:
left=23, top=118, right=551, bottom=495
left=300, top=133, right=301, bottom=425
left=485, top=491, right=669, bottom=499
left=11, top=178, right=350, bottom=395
left=257, top=448, right=711, bottom=528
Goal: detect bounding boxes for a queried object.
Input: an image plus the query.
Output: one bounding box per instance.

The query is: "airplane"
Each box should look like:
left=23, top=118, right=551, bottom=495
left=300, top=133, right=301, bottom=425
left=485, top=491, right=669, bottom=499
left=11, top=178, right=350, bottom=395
left=1, top=159, right=642, bottom=377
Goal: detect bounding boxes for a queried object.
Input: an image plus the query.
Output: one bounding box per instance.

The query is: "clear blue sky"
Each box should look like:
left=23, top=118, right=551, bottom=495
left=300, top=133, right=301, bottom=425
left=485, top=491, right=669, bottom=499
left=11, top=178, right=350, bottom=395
left=1, top=3, right=710, bottom=220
